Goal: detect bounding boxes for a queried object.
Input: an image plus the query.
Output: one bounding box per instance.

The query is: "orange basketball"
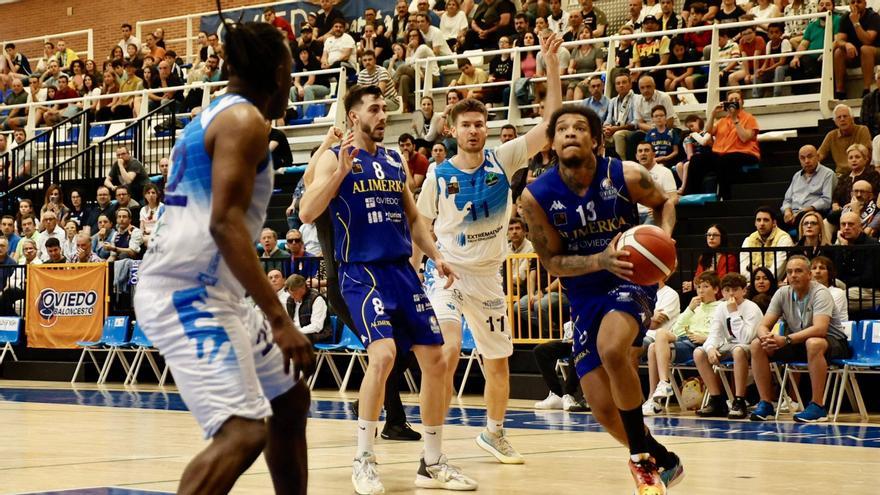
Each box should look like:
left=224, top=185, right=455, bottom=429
left=615, top=225, right=677, bottom=286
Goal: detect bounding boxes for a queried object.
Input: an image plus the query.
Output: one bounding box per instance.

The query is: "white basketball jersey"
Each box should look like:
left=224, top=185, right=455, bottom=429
left=138, top=94, right=274, bottom=299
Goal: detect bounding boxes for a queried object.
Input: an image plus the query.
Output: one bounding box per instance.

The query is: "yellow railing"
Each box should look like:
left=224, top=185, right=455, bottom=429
left=505, top=253, right=566, bottom=344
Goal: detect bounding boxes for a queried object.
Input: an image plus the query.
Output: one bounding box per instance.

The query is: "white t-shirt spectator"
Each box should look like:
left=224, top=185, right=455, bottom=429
left=325, top=33, right=357, bottom=66
left=654, top=284, right=681, bottom=331
left=828, top=285, right=849, bottom=322
left=422, top=25, right=454, bottom=57
left=703, top=298, right=763, bottom=351
left=638, top=164, right=677, bottom=216
left=300, top=222, right=321, bottom=256
left=440, top=11, right=469, bottom=41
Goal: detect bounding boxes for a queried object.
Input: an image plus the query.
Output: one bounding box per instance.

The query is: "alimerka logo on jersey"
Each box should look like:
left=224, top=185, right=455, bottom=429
left=36, top=288, right=99, bottom=328
left=352, top=178, right=405, bottom=194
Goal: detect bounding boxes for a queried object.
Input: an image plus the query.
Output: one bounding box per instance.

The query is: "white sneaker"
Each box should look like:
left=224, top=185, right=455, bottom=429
left=562, top=394, right=578, bottom=411
left=352, top=452, right=385, bottom=495
left=652, top=380, right=674, bottom=400
left=475, top=429, right=525, bottom=464
left=642, top=398, right=662, bottom=416
left=415, top=454, right=478, bottom=490
left=534, top=392, right=564, bottom=410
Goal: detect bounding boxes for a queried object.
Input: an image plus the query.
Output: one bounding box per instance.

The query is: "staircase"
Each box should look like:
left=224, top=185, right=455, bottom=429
left=674, top=119, right=835, bottom=251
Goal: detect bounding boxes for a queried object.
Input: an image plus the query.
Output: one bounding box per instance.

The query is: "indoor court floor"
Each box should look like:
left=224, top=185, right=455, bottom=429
left=0, top=381, right=877, bottom=494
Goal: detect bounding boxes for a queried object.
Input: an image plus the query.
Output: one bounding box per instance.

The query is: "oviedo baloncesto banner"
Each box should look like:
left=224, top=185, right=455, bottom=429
left=25, top=264, right=108, bottom=349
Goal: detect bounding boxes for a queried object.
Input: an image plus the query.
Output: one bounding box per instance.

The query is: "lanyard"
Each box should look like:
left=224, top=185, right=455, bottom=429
left=791, top=290, right=810, bottom=332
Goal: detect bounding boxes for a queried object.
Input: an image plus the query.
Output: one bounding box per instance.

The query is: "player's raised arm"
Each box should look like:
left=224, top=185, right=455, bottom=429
left=298, top=134, right=356, bottom=224
left=623, top=161, right=676, bottom=237
left=206, top=106, right=314, bottom=376
left=519, top=188, right=633, bottom=279
left=303, top=126, right=343, bottom=188
left=520, top=32, right=565, bottom=158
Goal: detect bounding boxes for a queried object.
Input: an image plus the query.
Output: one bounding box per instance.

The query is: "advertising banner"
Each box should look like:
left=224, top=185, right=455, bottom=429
left=25, top=264, right=107, bottom=349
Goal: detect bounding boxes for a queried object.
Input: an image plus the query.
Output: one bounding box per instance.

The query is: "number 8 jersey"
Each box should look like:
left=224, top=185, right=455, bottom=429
left=417, top=138, right=529, bottom=274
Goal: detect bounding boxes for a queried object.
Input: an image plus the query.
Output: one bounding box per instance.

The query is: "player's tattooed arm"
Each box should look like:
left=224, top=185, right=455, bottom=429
left=623, top=161, right=676, bottom=237
left=520, top=190, right=611, bottom=277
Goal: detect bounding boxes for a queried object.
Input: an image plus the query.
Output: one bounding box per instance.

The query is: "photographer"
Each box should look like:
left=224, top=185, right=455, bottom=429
left=682, top=91, right=760, bottom=200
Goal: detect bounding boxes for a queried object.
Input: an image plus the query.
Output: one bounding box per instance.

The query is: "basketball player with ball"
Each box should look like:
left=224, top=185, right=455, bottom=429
left=519, top=106, right=683, bottom=495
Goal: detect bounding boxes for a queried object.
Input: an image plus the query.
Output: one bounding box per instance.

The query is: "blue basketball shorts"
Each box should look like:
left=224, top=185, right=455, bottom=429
left=570, top=283, right=657, bottom=378
left=338, top=259, right=443, bottom=351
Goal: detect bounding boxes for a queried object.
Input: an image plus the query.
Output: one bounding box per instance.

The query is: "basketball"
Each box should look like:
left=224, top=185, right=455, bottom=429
left=615, top=225, right=677, bottom=286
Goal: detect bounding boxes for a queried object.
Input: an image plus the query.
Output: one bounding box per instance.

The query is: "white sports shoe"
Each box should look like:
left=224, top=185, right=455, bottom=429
left=562, top=394, right=579, bottom=411
left=534, top=392, right=564, bottom=410
left=475, top=429, right=525, bottom=464
left=352, top=452, right=385, bottom=495
left=642, top=398, right=663, bottom=416
left=652, top=380, right=674, bottom=400
left=415, top=454, right=478, bottom=490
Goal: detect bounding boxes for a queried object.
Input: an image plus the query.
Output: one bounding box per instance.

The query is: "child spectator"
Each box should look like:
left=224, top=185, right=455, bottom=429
left=753, top=23, right=792, bottom=98
left=644, top=270, right=722, bottom=415
left=644, top=104, right=680, bottom=166
left=694, top=273, right=763, bottom=419
left=675, top=114, right=712, bottom=191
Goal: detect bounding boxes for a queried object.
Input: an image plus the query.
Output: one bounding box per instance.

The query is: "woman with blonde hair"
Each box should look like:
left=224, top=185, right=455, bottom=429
left=795, top=210, right=831, bottom=259
left=831, top=144, right=880, bottom=225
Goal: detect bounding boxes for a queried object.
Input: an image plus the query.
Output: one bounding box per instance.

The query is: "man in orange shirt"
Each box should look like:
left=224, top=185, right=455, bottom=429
left=144, top=33, right=165, bottom=60
left=682, top=91, right=760, bottom=200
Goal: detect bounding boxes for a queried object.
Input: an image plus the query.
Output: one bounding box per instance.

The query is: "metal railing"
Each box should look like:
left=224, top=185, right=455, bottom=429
left=0, top=29, right=94, bottom=70
left=415, top=11, right=834, bottom=123
left=2, top=67, right=347, bottom=141
left=136, top=0, right=300, bottom=65
left=505, top=253, right=567, bottom=343
left=1, top=101, right=178, bottom=205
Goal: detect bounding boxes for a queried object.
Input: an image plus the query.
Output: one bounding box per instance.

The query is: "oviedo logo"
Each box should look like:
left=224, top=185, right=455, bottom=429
left=36, top=288, right=99, bottom=328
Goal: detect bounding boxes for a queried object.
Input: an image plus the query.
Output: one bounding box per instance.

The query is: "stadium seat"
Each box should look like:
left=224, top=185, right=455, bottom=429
left=773, top=321, right=856, bottom=420
left=0, top=318, right=22, bottom=367
left=71, top=316, right=130, bottom=384
left=457, top=319, right=484, bottom=399
left=833, top=320, right=880, bottom=421
left=123, top=321, right=169, bottom=387
left=678, top=193, right=718, bottom=206
left=88, top=124, right=108, bottom=140
left=309, top=316, right=367, bottom=392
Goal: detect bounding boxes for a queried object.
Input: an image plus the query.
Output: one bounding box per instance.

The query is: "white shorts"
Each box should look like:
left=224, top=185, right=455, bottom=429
left=424, top=267, right=513, bottom=359
left=133, top=284, right=294, bottom=438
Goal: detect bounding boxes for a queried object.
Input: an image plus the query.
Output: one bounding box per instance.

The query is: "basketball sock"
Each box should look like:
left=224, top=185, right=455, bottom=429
left=619, top=406, right=650, bottom=457
left=644, top=432, right=674, bottom=471
left=486, top=416, right=504, bottom=434
left=357, top=418, right=378, bottom=455
left=423, top=424, right=443, bottom=465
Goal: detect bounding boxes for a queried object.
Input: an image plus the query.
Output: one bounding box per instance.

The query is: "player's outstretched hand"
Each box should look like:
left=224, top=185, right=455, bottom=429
left=598, top=232, right=634, bottom=281
left=272, top=319, right=316, bottom=378
left=336, top=133, right=357, bottom=176
left=434, top=257, right=459, bottom=289
left=539, top=32, right=564, bottom=67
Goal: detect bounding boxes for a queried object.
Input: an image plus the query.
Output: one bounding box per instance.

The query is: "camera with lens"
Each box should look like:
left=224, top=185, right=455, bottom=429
left=723, top=101, right=740, bottom=111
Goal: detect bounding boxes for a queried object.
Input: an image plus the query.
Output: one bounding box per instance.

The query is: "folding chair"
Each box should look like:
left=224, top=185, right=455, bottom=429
left=457, top=320, right=484, bottom=399
left=0, top=317, right=22, bottom=366
left=834, top=320, right=880, bottom=421
left=124, top=321, right=169, bottom=387
left=71, top=316, right=130, bottom=384
left=310, top=318, right=367, bottom=391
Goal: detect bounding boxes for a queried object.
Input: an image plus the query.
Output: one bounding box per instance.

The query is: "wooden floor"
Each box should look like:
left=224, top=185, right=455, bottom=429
left=0, top=381, right=877, bottom=494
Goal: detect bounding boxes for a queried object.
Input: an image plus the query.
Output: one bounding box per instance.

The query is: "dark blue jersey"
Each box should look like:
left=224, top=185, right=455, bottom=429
left=526, top=156, right=639, bottom=300
left=329, top=146, right=413, bottom=263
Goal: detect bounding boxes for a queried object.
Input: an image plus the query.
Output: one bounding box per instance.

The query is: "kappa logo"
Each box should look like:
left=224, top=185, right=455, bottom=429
left=550, top=200, right=566, bottom=211
left=616, top=291, right=632, bottom=302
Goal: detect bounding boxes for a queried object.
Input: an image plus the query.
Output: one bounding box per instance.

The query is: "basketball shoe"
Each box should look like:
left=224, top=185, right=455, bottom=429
left=629, top=454, right=667, bottom=495
left=415, top=454, right=478, bottom=490
left=475, top=429, right=524, bottom=464
left=352, top=452, right=385, bottom=495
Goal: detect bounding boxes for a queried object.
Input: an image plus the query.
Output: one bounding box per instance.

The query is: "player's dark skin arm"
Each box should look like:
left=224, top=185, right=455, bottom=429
left=623, top=161, right=676, bottom=236
left=206, top=106, right=314, bottom=376
left=519, top=188, right=633, bottom=279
